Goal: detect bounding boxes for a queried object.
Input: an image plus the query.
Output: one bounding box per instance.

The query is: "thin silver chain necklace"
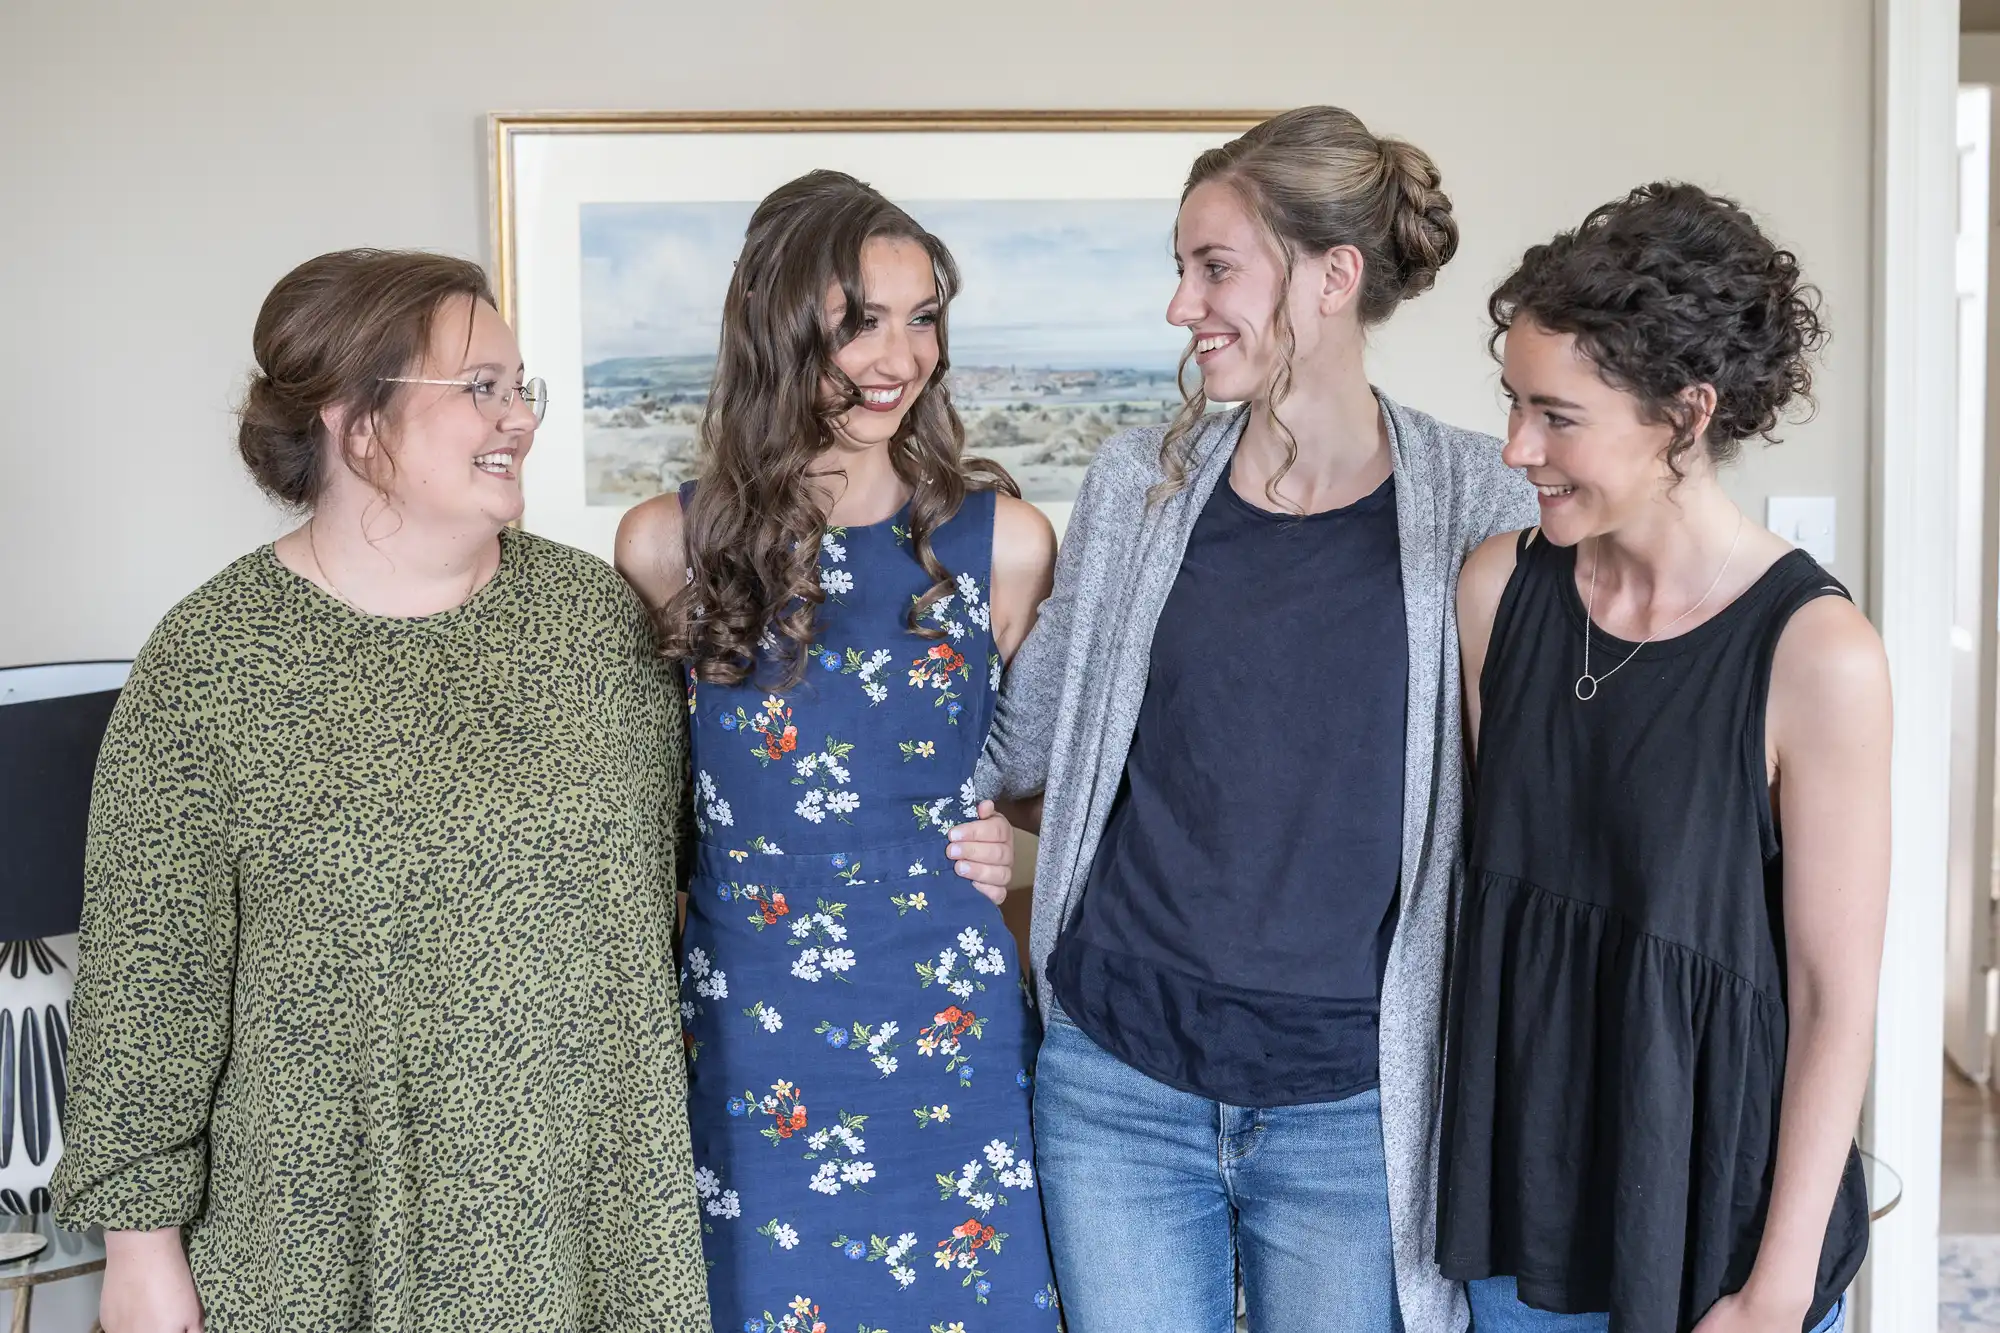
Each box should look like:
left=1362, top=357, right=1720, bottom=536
left=1575, top=514, right=1744, bottom=702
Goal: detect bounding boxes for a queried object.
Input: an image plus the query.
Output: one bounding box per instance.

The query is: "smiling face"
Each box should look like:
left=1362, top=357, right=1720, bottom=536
left=822, top=235, right=942, bottom=449
left=351, top=296, right=538, bottom=532
left=1499, top=320, right=1692, bottom=545
left=1166, top=178, right=1345, bottom=406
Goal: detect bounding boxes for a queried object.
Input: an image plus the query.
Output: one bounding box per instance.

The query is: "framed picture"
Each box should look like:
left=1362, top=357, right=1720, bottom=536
left=489, top=110, right=1268, bottom=558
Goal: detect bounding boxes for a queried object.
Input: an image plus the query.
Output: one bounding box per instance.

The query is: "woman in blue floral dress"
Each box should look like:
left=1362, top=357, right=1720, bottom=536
left=617, top=170, right=1060, bottom=1333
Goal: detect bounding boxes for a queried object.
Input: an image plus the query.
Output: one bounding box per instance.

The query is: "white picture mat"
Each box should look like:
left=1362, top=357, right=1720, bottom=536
left=506, top=129, right=1236, bottom=557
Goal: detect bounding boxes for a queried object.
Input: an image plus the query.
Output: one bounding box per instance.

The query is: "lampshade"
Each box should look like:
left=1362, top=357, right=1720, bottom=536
left=0, top=663, right=132, bottom=944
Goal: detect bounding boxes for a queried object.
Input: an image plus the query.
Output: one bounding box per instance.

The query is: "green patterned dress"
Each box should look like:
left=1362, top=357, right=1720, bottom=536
left=51, top=529, right=709, bottom=1332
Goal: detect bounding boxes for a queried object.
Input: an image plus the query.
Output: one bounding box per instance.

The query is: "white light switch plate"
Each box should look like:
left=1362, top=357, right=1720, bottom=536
left=1766, top=496, right=1836, bottom=564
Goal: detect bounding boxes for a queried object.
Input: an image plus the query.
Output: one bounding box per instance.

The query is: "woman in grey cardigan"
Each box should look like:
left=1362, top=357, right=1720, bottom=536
left=975, top=107, right=1535, bottom=1333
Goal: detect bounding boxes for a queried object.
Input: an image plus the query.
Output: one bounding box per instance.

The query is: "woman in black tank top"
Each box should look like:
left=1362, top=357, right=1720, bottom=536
left=1436, top=184, right=1891, bottom=1333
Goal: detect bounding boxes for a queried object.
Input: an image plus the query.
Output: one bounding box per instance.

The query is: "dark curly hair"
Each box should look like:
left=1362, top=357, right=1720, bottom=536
left=1489, top=181, right=1828, bottom=479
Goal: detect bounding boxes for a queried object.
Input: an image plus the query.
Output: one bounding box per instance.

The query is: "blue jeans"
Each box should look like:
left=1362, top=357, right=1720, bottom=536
left=1033, top=1011, right=1402, bottom=1333
left=1468, top=1276, right=1847, bottom=1332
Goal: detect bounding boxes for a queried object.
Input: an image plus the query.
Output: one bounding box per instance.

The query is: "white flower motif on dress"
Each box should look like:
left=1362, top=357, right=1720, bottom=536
left=707, top=1188, right=741, bottom=1219
left=912, top=796, right=954, bottom=832
left=808, top=1163, right=841, bottom=1195
left=785, top=901, right=855, bottom=983
left=757, top=1219, right=801, bottom=1250
left=990, top=653, right=1002, bottom=691
left=695, top=770, right=734, bottom=832
left=695, top=968, right=730, bottom=1001
left=744, top=1001, right=782, bottom=1033
left=820, top=567, right=855, bottom=597
left=791, top=737, right=858, bottom=825
left=984, top=1140, right=1016, bottom=1170
left=821, top=532, right=847, bottom=562
left=959, top=779, right=981, bottom=821
left=916, top=939, right=989, bottom=995
left=888, top=1232, right=919, bottom=1287
left=839, top=1160, right=877, bottom=1186
left=940, top=1152, right=1023, bottom=1215
left=909, top=861, right=928, bottom=877
left=840, top=648, right=896, bottom=706
left=686, top=947, right=711, bottom=979
left=694, top=1167, right=720, bottom=1198
left=776, top=1223, right=799, bottom=1249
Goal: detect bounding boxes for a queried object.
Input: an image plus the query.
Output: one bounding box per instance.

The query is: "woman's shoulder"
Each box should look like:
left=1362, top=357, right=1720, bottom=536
left=510, top=528, right=652, bottom=621
left=145, top=548, right=301, bottom=658
left=1079, top=407, right=1242, bottom=504
left=1380, top=393, right=1539, bottom=542
left=613, top=491, right=688, bottom=613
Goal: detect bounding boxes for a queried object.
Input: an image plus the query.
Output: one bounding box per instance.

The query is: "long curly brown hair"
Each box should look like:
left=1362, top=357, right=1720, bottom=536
left=658, top=170, right=1016, bottom=688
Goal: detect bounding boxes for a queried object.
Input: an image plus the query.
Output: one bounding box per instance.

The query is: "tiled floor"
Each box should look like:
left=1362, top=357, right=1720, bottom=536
left=1945, top=1065, right=2000, bottom=1329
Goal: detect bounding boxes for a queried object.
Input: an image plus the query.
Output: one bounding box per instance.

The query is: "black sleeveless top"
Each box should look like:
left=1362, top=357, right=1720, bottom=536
left=1436, top=530, right=1870, bottom=1333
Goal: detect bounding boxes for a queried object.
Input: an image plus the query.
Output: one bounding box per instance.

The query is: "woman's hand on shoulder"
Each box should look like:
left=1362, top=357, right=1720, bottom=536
left=989, top=494, right=1057, bottom=663
left=615, top=491, right=688, bottom=613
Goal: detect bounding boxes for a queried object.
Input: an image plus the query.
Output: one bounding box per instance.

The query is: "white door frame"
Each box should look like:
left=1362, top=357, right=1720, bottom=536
left=1943, top=81, right=1993, bottom=1087
left=1862, top=0, right=1958, bottom=1328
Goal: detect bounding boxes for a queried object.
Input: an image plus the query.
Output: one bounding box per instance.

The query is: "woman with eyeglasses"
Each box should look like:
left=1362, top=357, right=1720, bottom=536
left=52, top=249, right=710, bottom=1333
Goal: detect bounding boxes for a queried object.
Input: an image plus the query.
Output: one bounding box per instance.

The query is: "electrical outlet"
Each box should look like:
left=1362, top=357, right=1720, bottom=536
left=1765, top=496, right=1836, bottom=564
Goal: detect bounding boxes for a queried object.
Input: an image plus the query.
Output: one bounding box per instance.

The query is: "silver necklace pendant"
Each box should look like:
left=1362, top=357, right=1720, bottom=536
left=1574, top=514, right=1745, bottom=704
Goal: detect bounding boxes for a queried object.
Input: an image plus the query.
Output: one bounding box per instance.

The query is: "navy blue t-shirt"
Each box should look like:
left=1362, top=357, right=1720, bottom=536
left=1048, top=468, right=1407, bottom=1106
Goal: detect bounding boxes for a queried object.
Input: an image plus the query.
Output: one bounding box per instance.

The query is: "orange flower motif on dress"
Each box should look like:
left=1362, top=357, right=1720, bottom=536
left=732, top=696, right=801, bottom=765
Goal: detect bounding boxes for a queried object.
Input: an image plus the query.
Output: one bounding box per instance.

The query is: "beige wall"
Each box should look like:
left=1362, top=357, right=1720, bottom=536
left=2, top=0, right=1875, bottom=666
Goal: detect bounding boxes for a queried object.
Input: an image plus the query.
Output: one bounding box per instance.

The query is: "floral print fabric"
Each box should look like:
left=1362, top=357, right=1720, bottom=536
left=678, top=488, right=1058, bottom=1333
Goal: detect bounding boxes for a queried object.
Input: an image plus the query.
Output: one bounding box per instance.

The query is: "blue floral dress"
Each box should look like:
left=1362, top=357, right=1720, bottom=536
left=678, top=486, right=1060, bottom=1333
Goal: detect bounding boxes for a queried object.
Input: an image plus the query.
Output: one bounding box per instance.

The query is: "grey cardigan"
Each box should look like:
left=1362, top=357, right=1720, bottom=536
left=974, top=393, right=1537, bottom=1333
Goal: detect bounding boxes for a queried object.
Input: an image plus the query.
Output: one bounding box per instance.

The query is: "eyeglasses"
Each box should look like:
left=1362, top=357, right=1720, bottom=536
left=380, top=375, right=548, bottom=425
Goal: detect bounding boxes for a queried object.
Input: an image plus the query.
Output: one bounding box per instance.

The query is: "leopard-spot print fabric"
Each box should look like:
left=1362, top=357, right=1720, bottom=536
left=51, top=528, right=709, bottom=1332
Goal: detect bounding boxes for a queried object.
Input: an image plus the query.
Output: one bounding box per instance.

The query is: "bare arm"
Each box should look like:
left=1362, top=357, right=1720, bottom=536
left=981, top=495, right=1058, bottom=837
left=989, top=494, right=1057, bottom=665
left=946, top=495, right=1059, bottom=888
left=615, top=491, right=688, bottom=614
left=1454, top=530, right=1524, bottom=766
left=1700, top=595, right=1891, bottom=1330
left=615, top=495, right=695, bottom=905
